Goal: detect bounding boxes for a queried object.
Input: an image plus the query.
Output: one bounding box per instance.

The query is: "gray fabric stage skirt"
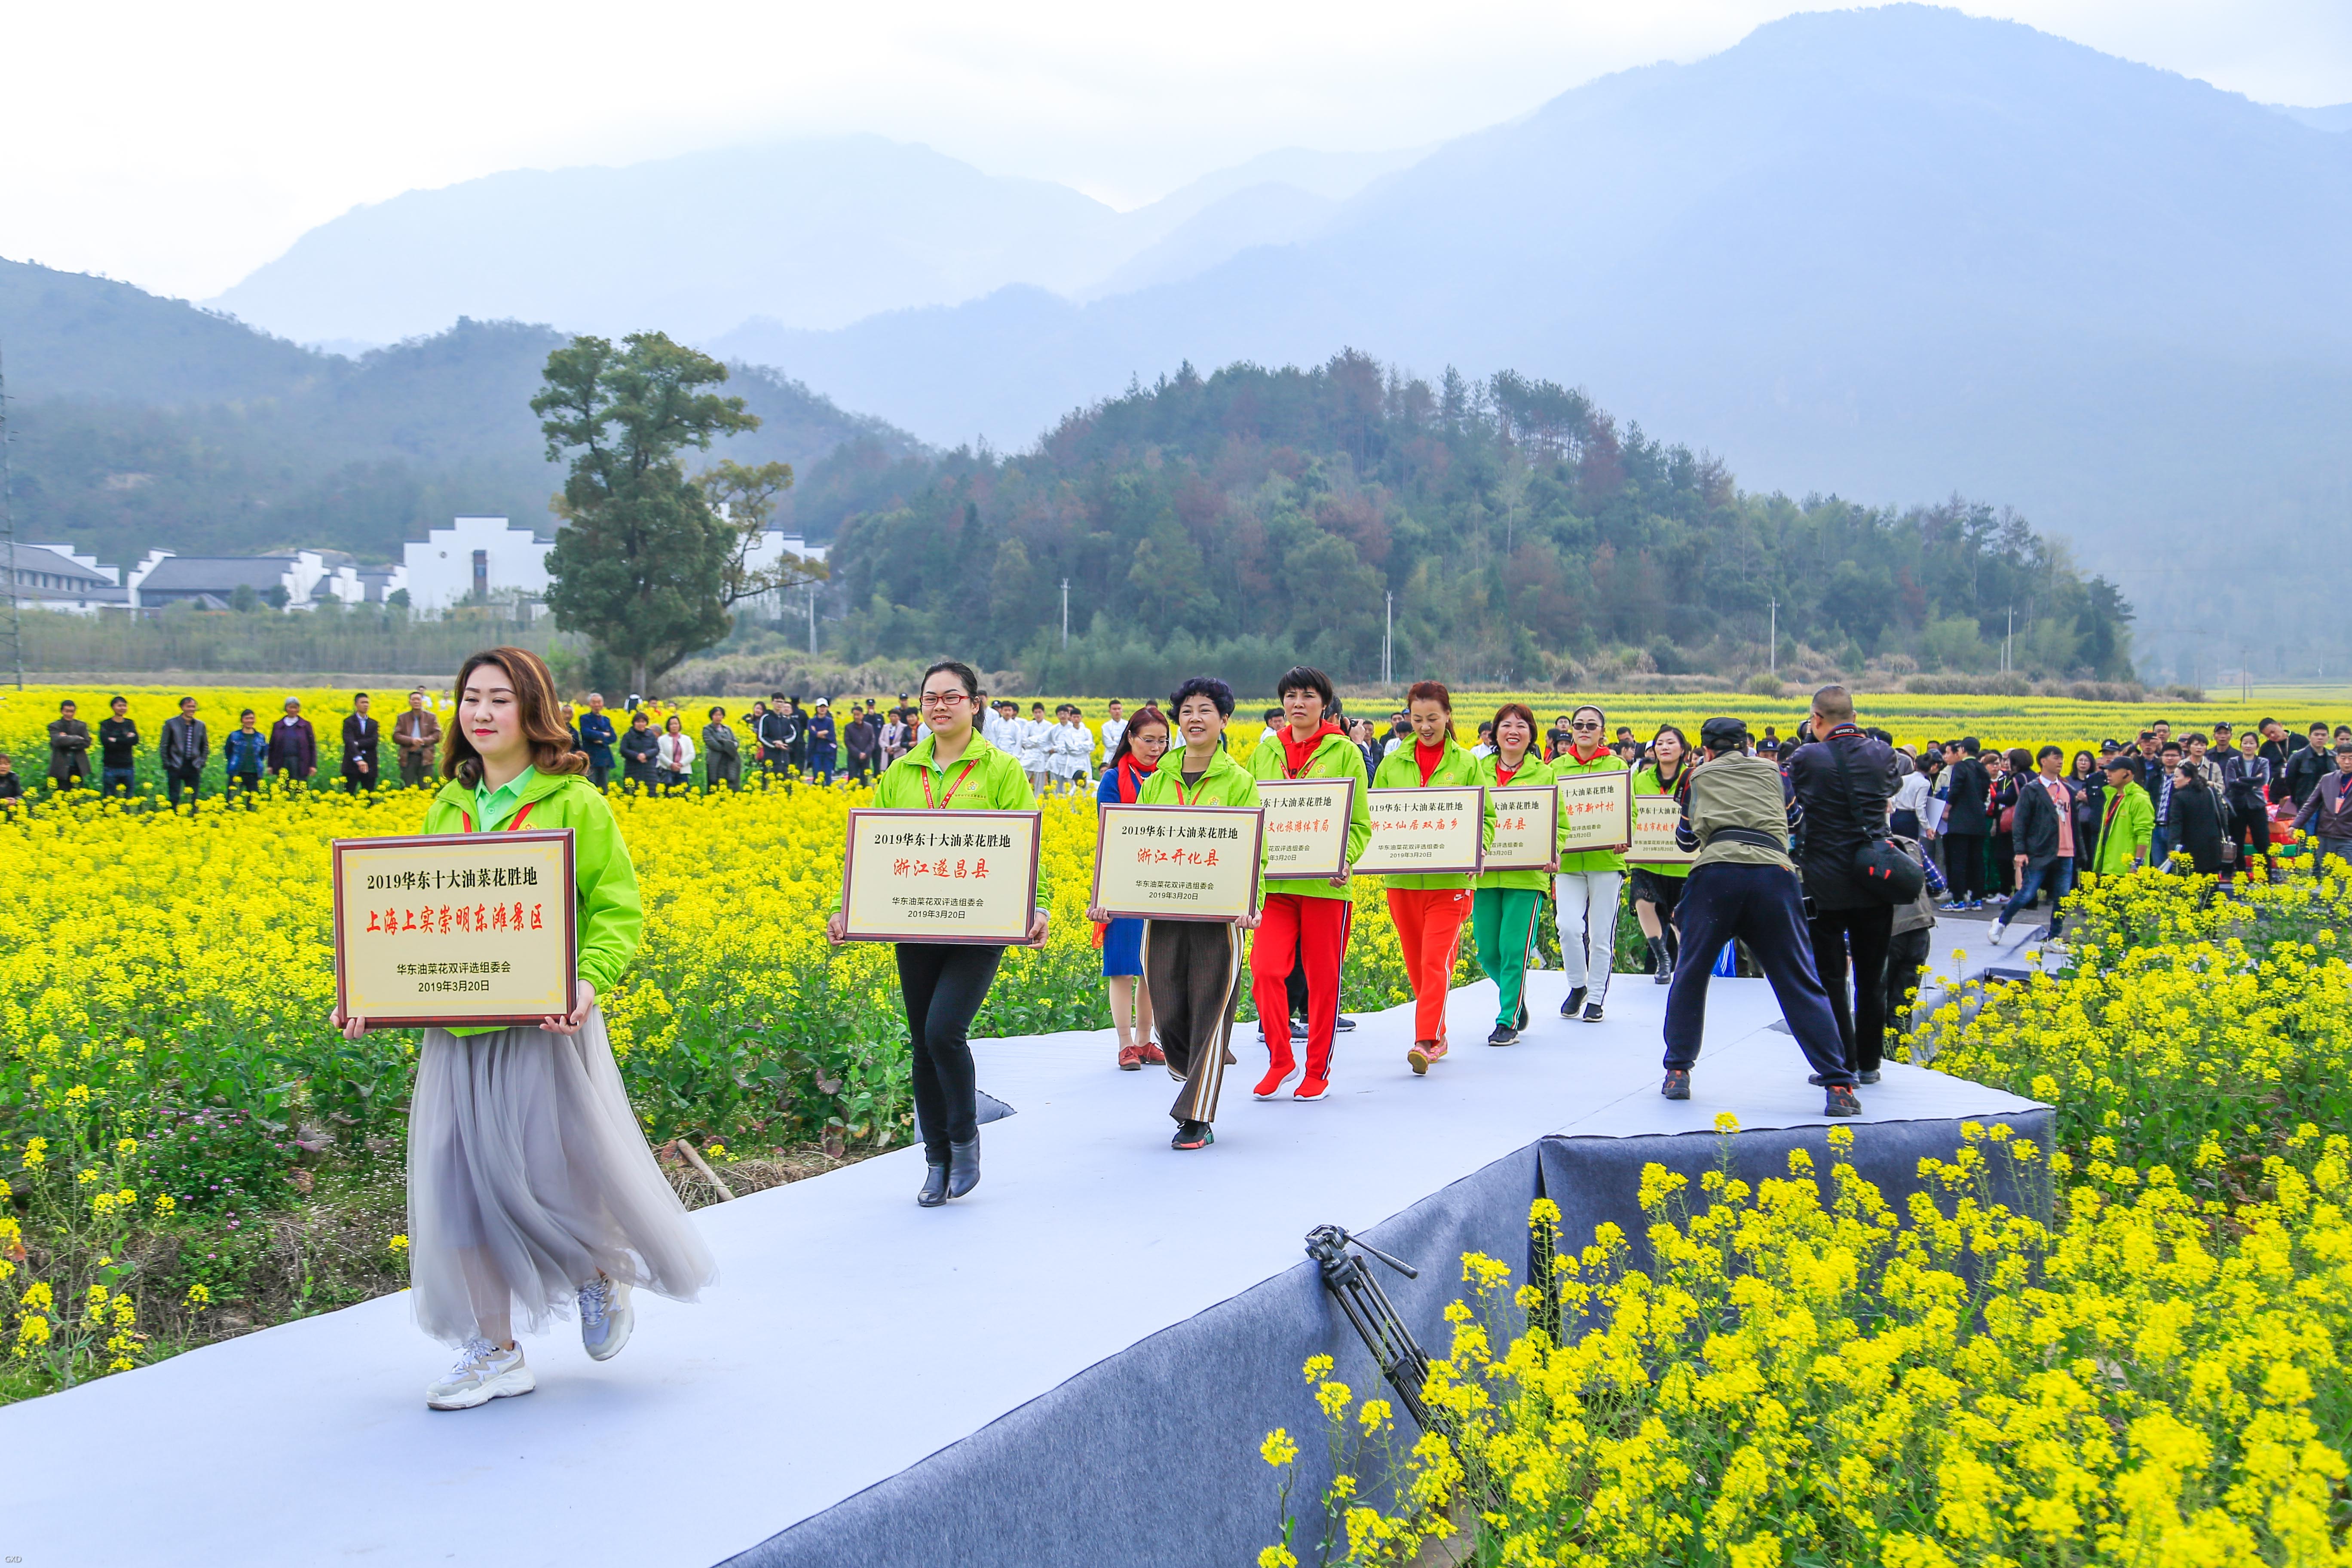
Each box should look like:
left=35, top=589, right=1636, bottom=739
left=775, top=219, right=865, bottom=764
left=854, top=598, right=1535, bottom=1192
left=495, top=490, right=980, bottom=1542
left=729, top=1106, right=2051, bottom=1568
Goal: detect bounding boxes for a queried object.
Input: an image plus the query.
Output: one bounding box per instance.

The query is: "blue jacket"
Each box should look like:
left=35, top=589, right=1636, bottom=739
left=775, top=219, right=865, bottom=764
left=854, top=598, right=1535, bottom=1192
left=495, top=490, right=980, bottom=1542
left=222, top=728, right=269, bottom=777
left=578, top=712, right=618, bottom=767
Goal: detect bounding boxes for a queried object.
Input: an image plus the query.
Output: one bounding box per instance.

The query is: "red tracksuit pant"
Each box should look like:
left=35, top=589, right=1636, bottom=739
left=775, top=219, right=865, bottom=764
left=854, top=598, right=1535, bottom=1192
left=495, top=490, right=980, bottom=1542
left=1385, top=886, right=1472, bottom=1044
left=1249, top=893, right=1351, bottom=1079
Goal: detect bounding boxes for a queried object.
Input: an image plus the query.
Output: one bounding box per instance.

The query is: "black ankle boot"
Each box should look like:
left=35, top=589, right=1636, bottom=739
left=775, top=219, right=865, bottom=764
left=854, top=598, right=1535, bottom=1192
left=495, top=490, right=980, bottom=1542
left=947, top=1136, right=981, bottom=1198
left=917, top=1161, right=949, bottom=1208
left=1649, top=936, right=1672, bottom=984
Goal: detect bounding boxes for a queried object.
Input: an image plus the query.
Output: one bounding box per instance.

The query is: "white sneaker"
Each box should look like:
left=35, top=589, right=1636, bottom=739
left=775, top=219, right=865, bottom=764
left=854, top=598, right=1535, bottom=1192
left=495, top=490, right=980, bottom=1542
left=1986, top=920, right=2008, bottom=945
left=426, top=1337, right=534, bottom=1410
left=579, top=1274, right=634, bottom=1363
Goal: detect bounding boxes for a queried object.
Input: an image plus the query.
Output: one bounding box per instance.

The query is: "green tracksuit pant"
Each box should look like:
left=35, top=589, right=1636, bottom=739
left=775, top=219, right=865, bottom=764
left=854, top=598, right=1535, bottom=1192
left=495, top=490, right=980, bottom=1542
left=1471, top=887, right=1545, bottom=1029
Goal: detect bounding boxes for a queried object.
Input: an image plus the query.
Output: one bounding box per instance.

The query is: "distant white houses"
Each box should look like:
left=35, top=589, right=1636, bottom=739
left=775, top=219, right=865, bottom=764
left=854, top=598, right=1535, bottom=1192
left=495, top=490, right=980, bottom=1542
left=6, top=543, right=129, bottom=614
left=397, top=514, right=824, bottom=619
left=398, top=516, right=550, bottom=614
left=126, top=549, right=369, bottom=611
left=9, top=514, right=825, bottom=619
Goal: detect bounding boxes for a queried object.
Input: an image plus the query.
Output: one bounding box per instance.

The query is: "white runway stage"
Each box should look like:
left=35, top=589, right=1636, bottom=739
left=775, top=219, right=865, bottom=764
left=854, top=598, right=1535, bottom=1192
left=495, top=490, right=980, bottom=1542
left=3, top=970, right=2042, bottom=1568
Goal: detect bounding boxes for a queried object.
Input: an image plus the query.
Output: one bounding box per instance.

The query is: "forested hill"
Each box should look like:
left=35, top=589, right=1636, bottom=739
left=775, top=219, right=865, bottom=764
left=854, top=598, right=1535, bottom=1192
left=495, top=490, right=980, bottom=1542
left=828, top=352, right=2135, bottom=694
left=0, top=259, right=930, bottom=565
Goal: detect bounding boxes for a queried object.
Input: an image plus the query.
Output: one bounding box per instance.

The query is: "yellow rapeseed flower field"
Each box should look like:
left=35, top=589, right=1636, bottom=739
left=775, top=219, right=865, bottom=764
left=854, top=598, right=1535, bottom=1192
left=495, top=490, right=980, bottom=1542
left=0, top=769, right=1418, bottom=1395
left=1263, top=862, right=2352, bottom=1565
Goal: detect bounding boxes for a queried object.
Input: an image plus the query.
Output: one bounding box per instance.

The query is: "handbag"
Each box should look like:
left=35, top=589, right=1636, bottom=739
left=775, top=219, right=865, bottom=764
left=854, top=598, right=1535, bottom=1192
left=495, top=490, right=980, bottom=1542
left=1827, top=738, right=1926, bottom=903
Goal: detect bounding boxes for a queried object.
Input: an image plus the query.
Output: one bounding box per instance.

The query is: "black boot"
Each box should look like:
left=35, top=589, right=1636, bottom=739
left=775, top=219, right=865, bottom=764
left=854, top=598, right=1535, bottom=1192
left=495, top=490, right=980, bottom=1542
left=1559, top=985, right=1587, bottom=1018
left=916, top=1161, right=949, bottom=1208
left=947, top=1135, right=981, bottom=1199
left=1649, top=936, right=1672, bottom=985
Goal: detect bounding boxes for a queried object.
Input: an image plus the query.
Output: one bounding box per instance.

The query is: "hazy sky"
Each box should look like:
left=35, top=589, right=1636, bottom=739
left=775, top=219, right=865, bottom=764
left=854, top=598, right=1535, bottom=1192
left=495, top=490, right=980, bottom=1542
left=6, top=0, right=2346, bottom=303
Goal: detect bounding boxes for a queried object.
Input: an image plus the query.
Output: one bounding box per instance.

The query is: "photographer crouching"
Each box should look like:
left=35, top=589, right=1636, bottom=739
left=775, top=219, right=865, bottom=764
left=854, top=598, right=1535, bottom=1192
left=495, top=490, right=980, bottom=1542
left=1660, top=716, right=1862, bottom=1117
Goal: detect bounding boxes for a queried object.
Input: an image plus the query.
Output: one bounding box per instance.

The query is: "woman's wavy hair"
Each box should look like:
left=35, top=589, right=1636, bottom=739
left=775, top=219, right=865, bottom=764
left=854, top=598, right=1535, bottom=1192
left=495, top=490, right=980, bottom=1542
left=442, top=646, right=588, bottom=787
left=1648, top=725, right=1692, bottom=786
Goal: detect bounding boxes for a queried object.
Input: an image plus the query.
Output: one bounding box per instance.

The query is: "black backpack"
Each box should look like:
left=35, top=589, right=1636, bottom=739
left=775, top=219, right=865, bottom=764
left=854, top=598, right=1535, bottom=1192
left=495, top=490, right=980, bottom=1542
left=1829, top=739, right=1926, bottom=904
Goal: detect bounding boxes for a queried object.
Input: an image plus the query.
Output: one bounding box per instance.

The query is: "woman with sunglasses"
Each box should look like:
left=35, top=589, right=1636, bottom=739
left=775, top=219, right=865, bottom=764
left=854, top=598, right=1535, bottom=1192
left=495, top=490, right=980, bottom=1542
left=827, top=660, right=1048, bottom=1207
left=1552, top=704, right=1629, bottom=1023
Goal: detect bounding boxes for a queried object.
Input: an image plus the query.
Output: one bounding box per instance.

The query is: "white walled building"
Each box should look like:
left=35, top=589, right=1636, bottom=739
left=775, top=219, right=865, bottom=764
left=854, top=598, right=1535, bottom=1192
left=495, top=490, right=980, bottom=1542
left=399, top=516, right=554, bottom=614
left=121, top=549, right=385, bottom=612
left=9, top=543, right=128, bottom=614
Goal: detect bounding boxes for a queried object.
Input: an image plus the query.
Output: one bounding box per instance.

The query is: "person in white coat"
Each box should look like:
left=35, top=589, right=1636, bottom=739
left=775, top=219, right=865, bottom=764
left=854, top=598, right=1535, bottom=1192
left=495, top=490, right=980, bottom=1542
left=1047, top=705, right=1092, bottom=793
left=655, top=714, right=695, bottom=796
left=1020, top=701, right=1052, bottom=794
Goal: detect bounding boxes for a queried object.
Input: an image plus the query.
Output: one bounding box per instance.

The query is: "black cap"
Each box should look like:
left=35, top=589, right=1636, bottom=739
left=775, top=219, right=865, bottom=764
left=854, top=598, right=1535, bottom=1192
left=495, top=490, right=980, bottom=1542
left=2102, top=753, right=2138, bottom=774
left=1700, top=717, right=1750, bottom=752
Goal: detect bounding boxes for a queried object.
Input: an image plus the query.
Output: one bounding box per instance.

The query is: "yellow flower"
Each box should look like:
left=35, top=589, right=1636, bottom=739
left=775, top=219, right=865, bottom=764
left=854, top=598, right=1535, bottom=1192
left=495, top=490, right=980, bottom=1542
left=1260, top=1427, right=1299, bottom=1468
left=388, top=1234, right=410, bottom=1255
left=1713, top=1111, right=1741, bottom=1134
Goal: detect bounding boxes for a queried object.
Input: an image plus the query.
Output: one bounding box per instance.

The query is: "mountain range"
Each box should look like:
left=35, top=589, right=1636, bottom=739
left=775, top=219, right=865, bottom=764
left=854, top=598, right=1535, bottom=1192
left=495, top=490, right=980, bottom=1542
left=208, top=140, right=1426, bottom=348
left=10, top=4, right=2352, bottom=679
left=0, top=261, right=927, bottom=567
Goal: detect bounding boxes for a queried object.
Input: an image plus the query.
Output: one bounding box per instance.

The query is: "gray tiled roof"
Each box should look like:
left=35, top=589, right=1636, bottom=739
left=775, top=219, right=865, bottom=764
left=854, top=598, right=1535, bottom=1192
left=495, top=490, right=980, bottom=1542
left=141, top=557, right=294, bottom=594
left=11, top=544, right=113, bottom=588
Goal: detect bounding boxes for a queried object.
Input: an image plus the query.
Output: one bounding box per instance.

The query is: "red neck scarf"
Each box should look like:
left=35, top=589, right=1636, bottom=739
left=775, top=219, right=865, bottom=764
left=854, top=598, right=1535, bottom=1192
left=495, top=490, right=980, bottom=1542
left=1415, top=739, right=1446, bottom=785
left=1113, top=750, right=1155, bottom=803
left=1280, top=721, right=1342, bottom=778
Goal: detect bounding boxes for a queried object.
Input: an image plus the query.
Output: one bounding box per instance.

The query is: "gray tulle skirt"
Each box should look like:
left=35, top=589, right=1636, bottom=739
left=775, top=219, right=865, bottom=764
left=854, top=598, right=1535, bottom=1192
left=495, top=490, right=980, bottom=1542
left=406, top=1008, right=717, bottom=1346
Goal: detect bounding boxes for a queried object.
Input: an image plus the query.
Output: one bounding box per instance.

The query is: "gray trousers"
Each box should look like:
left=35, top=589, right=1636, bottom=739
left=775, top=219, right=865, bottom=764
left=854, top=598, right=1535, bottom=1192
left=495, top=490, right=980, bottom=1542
left=1143, top=919, right=1243, bottom=1126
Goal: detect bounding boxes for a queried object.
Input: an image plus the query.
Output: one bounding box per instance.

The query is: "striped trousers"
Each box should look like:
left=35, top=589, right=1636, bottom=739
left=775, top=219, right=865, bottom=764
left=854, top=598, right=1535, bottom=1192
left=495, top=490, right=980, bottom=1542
left=1144, top=919, right=1244, bottom=1125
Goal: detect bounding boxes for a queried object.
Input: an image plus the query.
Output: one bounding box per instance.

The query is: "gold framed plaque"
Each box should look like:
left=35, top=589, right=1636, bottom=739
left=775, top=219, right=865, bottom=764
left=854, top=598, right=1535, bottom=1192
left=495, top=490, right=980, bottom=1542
left=332, top=830, right=578, bottom=1028
left=1357, top=785, right=1485, bottom=876
left=1628, top=793, right=1698, bottom=864
left=1091, top=804, right=1264, bottom=921
left=1556, top=769, right=1633, bottom=855
left=1483, top=784, right=1560, bottom=871
left=840, top=808, right=1043, bottom=943
left=1254, top=777, right=1357, bottom=878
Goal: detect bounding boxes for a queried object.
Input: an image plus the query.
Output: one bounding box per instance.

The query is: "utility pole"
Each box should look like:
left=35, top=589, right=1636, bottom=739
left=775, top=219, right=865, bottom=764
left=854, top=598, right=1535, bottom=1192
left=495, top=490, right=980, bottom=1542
left=1767, top=599, right=1777, bottom=675
left=2004, top=605, right=2014, bottom=674
left=0, top=344, right=21, bottom=689
left=1060, top=578, right=1070, bottom=649
left=806, top=578, right=816, bottom=655
left=1383, top=591, right=1393, bottom=687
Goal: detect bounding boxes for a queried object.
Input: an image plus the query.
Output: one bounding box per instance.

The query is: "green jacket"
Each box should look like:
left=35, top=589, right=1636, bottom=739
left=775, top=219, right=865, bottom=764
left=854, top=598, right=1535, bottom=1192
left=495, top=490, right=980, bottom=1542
left=1138, top=745, right=1262, bottom=809
left=1247, top=728, right=1372, bottom=902
left=836, top=729, right=1039, bottom=918
left=870, top=729, right=1037, bottom=813
left=423, top=769, right=643, bottom=1032
left=1370, top=735, right=1497, bottom=891
left=1474, top=750, right=1554, bottom=893
left=1630, top=764, right=1694, bottom=880
left=2091, top=779, right=2155, bottom=876
left=1552, top=747, right=1631, bottom=874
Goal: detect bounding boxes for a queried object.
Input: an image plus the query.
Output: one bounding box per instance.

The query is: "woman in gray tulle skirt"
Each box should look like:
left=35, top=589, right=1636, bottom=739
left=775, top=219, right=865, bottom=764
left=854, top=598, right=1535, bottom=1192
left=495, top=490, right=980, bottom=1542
left=334, top=648, right=716, bottom=1410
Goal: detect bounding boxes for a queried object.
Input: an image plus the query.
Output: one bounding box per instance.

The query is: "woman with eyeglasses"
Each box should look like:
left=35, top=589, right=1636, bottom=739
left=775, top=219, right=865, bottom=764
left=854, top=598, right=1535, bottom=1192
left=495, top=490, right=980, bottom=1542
left=1552, top=704, right=1630, bottom=1023
left=827, top=660, right=1048, bottom=1207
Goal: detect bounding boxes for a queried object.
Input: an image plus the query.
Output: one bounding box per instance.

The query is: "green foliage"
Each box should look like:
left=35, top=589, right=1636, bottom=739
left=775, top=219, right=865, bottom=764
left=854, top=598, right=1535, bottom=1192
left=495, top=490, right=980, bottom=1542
left=830, top=353, right=2135, bottom=689
left=536, top=333, right=759, bottom=692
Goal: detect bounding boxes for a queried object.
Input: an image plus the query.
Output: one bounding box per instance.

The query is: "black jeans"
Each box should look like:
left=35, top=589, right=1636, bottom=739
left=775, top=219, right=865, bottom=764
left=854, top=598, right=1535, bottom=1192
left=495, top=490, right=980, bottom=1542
left=1942, top=833, right=1986, bottom=900
left=1664, top=863, right=1853, bottom=1086
left=1883, top=925, right=1933, bottom=1061
left=165, top=763, right=203, bottom=808
left=896, top=942, right=1006, bottom=1161
left=1807, top=902, right=1894, bottom=1075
